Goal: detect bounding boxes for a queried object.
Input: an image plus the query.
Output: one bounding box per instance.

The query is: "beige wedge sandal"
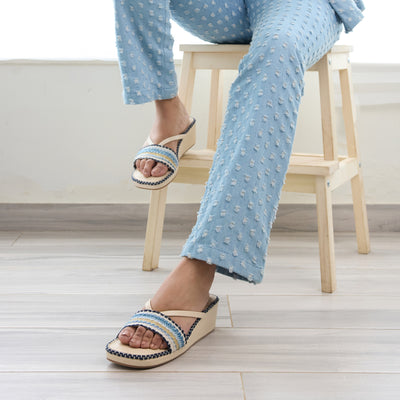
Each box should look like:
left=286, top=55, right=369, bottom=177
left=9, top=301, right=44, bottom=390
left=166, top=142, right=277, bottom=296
left=131, top=117, right=196, bottom=190
left=106, top=294, right=219, bottom=369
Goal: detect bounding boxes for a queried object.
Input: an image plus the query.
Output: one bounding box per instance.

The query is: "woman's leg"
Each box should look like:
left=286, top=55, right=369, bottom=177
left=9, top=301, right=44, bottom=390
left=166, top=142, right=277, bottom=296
left=113, top=0, right=186, bottom=178
left=180, top=0, right=343, bottom=283
left=113, top=0, right=251, bottom=350
left=113, top=0, right=176, bottom=105
left=113, top=0, right=252, bottom=104
left=113, top=0, right=252, bottom=178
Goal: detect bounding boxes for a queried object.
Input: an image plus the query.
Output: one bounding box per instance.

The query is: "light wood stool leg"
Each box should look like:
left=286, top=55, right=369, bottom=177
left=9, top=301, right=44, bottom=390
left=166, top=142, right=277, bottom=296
left=339, top=66, right=370, bottom=254
left=318, top=54, right=338, bottom=161
left=179, top=51, right=196, bottom=111
left=315, top=53, right=338, bottom=292
left=207, top=69, right=223, bottom=150
left=142, top=50, right=197, bottom=271
left=350, top=172, right=370, bottom=253
left=142, top=188, right=168, bottom=271
left=315, top=176, right=336, bottom=293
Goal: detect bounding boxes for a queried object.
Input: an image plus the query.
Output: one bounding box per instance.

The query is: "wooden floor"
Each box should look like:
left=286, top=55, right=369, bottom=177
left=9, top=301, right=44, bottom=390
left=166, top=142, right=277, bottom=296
left=1, top=227, right=400, bottom=399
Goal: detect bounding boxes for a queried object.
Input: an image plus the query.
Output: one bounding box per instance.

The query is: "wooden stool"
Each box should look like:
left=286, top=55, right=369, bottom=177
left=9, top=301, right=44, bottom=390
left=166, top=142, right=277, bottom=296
left=141, top=44, right=370, bottom=293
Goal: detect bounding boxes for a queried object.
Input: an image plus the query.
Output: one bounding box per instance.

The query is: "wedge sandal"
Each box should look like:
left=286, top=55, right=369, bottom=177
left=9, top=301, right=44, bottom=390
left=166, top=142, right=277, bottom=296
left=106, top=294, right=219, bottom=369
left=131, top=117, right=196, bottom=190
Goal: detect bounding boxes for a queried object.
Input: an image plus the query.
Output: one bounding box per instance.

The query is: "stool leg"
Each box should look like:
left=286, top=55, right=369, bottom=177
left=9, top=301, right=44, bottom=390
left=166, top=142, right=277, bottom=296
left=350, top=172, right=370, bottom=254
left=179, top=51, right=196, bottom=111
left=142, top=50, right=196, bottom=271
left=207, top=69, right=223, bottom=150
left=315, top=176, right=336, bottom=293
left=142, top=187, right=168, bottom=271
left=318, top=54, right=338, bottom=161
left=339, top=66, right=370, bottom=254
left=316, top=53, right=337, bottom=292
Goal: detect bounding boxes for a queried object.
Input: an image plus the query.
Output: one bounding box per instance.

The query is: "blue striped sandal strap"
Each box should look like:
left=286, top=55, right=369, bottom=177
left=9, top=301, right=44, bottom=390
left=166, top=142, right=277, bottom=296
left=133, top=145, right=178, bottom=173
left=122, top=310, right=187, bottom=352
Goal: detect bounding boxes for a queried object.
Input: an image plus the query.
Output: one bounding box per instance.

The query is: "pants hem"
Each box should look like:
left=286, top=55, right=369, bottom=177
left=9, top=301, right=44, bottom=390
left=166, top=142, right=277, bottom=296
left=180, top=244, right=264, bottom=284
left=123, top=87, right=178, bottom=105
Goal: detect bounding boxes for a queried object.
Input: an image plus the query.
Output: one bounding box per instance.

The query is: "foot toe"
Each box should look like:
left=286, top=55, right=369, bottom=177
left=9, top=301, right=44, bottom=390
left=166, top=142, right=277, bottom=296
left=151, top=163, right=168, bottom=177
left=129, top=325, right=147, bottom=348
left=140, top=329, right=155, bottom=349
left=122, top=326, right=167, bottom=350
left=139, top=159, right=147, bottom=174
left=143, top=159, right=156, bottom=177
left=149, top=333, right=164, bottom=350
left=118, top=327, right=135, bottom=345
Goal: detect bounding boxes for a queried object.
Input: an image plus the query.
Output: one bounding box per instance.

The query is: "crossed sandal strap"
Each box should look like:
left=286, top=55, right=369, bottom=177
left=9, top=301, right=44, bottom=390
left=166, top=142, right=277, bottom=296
left=144, top=299, right=206, bottom=319
left=122, top=310, right=187, bottom=352
left=133, top=145, right=178, bottom=173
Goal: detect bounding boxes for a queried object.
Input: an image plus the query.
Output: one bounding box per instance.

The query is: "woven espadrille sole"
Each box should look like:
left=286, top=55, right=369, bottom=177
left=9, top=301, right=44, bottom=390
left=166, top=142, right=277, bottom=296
left=131, top=117, right=196, bottom=190
left=106, top=295, right=218, bottom=369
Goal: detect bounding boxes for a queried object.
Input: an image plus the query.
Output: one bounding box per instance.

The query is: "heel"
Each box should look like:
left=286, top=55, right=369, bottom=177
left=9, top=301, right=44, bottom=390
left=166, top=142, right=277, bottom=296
left=179, top=123, right=196, bottom=156
left=187, top=300, right=218, bottom=345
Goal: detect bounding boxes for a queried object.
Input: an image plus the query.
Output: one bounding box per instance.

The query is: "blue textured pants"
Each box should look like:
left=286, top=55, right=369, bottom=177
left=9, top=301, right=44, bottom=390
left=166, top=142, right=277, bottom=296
left=113, top=0, right=343, bottom=284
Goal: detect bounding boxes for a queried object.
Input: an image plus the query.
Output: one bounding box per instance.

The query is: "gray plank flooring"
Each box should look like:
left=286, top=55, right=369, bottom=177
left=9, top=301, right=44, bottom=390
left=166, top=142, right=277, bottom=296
left=0, top=226, right=399, bottom=399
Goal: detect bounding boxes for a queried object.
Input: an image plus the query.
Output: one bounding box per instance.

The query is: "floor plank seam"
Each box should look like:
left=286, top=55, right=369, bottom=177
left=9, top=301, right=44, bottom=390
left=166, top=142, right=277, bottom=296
left=2, top=371, right=400, bottom=374
left=226, top=295, right=234, bottom=328
left=239, top=372, right=247, bottom=400
left=10, top=232, right=23, bottom=246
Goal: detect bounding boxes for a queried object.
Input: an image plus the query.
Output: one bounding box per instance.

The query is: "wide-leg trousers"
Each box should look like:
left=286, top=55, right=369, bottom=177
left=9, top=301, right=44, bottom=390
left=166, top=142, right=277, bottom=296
left=113, top=0, right=344, bottom=283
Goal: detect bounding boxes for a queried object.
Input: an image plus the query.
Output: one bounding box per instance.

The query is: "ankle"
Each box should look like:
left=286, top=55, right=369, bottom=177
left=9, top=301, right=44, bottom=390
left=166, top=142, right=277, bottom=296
left=154, top=97, right=190, bottom=124
left=154, top=96, right=183, bottom=113
left=151, top=258, right=216, bottom=311
left=180, top=257, right=216, bottom=289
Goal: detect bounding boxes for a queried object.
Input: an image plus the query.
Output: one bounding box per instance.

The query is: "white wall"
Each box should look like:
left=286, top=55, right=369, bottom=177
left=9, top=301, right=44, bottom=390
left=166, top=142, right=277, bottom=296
left=0, top=59, right=399, bottom=204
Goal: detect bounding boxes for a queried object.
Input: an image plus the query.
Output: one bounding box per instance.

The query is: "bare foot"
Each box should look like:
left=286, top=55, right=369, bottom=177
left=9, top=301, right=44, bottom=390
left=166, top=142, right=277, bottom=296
left=136, top=96, right=192, bottom=178
left=118, top=257, right=216, bottom=350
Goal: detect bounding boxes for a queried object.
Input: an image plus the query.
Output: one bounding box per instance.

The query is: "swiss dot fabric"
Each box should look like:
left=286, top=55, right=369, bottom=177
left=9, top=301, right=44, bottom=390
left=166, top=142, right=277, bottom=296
left=113, top=0, right=361, bottom=284
left=328, top=0, right=365, bottom=33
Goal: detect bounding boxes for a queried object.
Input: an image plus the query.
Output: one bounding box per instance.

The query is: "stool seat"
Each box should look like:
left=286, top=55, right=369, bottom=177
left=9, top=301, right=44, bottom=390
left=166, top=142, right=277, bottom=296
left=140, top=43, right=371, bottom=294
left=178, top=151, right=354, bottom=176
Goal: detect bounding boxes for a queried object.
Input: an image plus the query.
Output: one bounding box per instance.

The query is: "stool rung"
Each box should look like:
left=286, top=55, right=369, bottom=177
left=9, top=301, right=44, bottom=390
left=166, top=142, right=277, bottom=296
left=179, top=151, right=352, bottom=176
